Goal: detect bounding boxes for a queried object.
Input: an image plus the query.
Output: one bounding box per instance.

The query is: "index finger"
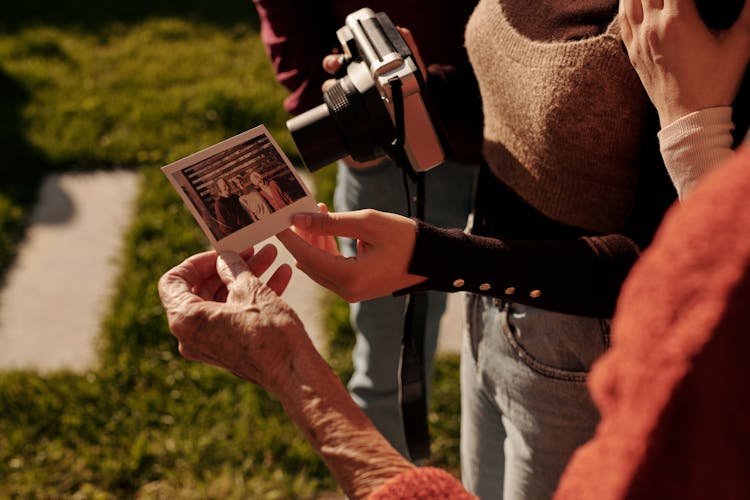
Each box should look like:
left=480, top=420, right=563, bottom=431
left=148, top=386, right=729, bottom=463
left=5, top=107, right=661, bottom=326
left=322, top=53, right=345, bottom=75
left=291, top=210, right=381, bottom=242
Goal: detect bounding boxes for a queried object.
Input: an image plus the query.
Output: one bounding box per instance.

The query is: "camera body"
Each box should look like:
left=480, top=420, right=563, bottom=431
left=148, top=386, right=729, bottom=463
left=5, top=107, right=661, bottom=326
left=286, top=8, right=445, bottom=173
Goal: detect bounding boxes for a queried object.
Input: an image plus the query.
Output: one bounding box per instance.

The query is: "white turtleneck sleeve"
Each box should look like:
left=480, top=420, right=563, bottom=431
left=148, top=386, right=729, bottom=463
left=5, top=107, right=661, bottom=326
left=658, top=107, right=735, bottom=200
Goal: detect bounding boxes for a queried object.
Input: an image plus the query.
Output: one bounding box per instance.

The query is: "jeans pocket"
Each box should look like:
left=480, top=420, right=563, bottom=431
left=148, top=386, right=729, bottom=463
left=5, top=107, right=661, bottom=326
left=500, top=302, right=610, bottom=381
left=465, top=293, right=483, bottom=363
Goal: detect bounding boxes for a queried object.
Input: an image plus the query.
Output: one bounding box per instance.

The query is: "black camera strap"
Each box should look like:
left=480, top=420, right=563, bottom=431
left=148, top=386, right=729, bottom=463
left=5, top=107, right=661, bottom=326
left=400, top=286, right=431, bottom=461
left=387, top=77, right=431, bottom=462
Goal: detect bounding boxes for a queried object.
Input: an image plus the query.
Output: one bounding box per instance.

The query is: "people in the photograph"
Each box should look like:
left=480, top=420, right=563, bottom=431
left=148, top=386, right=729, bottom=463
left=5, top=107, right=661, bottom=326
left=213, top=177, right=253, bottom=236
left=249, top=170, right=292, bottom=211
left=239, top=184, right=273, bottom=222
left=229, top=175, right=244, bottom=194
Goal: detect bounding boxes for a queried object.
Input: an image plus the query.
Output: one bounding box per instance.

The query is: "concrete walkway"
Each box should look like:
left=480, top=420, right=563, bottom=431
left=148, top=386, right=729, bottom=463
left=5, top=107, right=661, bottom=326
left=0, top=171, right=139, bottom=371
left=0, top=170, right=461, bottom=373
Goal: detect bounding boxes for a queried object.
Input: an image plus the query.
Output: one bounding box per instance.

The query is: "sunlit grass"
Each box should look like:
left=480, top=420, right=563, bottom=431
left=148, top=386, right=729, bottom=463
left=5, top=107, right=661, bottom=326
left=0, top=7, right=460, bottom=497
left=0, top=20, right=292, bottom=169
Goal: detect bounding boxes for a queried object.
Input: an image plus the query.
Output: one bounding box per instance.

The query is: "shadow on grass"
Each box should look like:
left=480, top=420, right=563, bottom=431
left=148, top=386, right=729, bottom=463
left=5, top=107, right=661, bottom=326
left=1, top=0, right=259, bottom=34
left=0, top=68, right=53, bottom=281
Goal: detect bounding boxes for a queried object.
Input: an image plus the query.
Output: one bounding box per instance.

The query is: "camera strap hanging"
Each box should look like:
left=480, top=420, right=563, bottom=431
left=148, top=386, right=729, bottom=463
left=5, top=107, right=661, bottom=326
left=386, top=76, right=431, bottom=462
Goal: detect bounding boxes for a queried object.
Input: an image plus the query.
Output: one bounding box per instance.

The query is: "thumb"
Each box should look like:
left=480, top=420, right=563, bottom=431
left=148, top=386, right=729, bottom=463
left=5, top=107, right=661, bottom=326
left=216, top=251, right=252, bottom=293
left=323, top=53, right=345, bottom=75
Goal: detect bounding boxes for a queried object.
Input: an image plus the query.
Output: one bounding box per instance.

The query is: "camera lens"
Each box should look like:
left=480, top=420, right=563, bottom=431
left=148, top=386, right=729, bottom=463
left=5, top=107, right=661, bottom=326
left=287, top=63, right=395, bottom=172
left=286, top=103, right=349, bottom=172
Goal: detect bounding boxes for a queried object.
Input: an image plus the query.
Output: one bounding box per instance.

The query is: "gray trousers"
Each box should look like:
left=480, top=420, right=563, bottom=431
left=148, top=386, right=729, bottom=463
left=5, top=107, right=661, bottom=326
left=461, top=295, right=610, bottom=499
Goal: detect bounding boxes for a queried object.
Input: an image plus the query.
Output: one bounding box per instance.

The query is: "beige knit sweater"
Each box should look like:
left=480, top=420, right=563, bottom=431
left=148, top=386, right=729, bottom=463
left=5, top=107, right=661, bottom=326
left=465, top=0, right=650, bottom=233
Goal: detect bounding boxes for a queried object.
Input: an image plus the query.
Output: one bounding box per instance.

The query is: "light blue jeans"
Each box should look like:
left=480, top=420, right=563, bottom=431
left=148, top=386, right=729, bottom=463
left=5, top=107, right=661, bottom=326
left=334, top=158, right=477, bottom=457
left=461, top=295, right=610, bottom=499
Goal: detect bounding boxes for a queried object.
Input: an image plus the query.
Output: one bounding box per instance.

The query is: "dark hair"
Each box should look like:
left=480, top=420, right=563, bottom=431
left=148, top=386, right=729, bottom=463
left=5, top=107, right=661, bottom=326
left=695, top=0, right=745, bottom=30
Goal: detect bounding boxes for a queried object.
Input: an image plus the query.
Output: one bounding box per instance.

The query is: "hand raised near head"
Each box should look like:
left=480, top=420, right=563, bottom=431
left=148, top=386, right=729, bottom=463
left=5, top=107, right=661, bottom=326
left=620, top=0, right=750, bottom=127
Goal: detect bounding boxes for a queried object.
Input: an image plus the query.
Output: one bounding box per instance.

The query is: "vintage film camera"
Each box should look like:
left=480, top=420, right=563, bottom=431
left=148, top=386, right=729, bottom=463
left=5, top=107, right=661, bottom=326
left=286, top=8, right=445, bottom=174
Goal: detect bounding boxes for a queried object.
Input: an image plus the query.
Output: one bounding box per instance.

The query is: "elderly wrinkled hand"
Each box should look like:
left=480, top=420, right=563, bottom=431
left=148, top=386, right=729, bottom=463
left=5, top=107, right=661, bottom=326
left=277, top=209, right=426, bottom=303
left=157, top=244, right=309, bottom=394
left=620, top=0, right=750, bottom=128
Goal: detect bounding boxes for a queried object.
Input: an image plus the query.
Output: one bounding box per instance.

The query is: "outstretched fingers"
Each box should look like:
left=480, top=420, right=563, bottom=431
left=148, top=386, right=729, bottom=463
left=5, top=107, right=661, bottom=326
left=247, top=243, right=278, bottom=277
left=217, top=243, right=294, bottom=301
left=291, top=209, right=382, bottom=241
left=292, top=203, right=340, bottom=254
left=277, top=228, right=357, bottom=292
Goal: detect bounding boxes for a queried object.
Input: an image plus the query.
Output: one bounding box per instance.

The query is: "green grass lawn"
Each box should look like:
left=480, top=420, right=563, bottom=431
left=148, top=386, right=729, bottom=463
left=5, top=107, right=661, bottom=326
left=0, top=2, right=460, bottom=497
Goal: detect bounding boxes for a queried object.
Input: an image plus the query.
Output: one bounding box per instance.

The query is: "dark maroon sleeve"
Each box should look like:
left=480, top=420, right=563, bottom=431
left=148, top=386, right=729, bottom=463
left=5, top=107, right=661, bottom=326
left=425, top=62, right=484, bottom=165
left=396, top=220, right=641, bottom=318
left=252, top=0, right=339, bottom=114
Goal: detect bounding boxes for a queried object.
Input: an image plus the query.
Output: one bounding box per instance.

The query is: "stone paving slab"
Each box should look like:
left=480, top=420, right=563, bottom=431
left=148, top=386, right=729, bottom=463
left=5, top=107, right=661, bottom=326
left=0, top=171, right=139, bottom=372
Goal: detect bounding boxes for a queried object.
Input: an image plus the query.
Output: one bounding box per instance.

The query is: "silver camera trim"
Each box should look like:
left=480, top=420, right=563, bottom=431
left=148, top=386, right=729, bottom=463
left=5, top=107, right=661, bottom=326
left=339, top=8, right=445, bottom=172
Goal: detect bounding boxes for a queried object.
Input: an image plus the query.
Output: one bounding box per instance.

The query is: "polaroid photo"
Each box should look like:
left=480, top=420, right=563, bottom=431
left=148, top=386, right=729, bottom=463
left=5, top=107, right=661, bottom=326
left=162, top=125, right=317, bottom=252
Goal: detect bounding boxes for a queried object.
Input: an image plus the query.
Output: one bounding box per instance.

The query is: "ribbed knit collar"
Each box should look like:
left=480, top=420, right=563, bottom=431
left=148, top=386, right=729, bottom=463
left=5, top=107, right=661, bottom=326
left=466, top=0, right=650, bottom=233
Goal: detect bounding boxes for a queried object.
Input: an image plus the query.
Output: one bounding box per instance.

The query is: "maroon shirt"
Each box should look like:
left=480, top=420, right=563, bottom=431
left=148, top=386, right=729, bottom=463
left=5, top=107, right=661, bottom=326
left=252, top=0, right=484, bottom=162
left=253, top=0, right=478, bottom=114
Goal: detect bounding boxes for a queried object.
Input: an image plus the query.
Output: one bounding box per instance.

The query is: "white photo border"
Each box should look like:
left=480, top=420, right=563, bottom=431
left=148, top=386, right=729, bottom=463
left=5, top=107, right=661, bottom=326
left=161, top=125, right=317, bottom=252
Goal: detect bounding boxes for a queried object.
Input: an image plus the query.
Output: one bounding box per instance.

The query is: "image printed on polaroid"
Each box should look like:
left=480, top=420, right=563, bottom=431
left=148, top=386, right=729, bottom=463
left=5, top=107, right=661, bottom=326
left=162, top=125, right=317, bottom=252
